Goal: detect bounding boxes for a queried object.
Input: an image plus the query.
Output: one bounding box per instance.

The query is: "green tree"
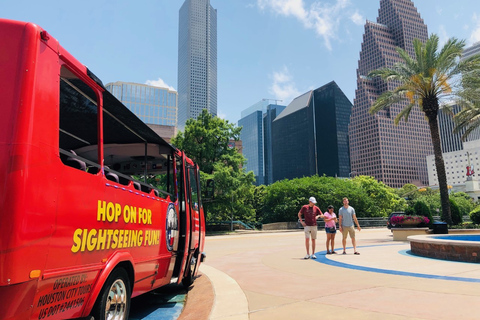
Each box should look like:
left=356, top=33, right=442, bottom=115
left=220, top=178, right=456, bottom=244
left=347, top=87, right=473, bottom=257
left=172, top=110, right=256, bottom=223
left=260, top=175, right=404, bottom=223
left=450, top=192, right=475, bottom=218
left=368, top=34, right=480, bottom=224
left=172, top=109, right=243, bottom=175
left=352, top=176, right=404, bottom=216
left=397, top=183, right=421, bottom=200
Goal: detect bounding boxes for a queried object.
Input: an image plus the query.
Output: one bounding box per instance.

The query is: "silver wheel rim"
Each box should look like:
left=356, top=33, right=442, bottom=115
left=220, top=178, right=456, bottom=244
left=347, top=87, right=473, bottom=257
left=105, top=279, right=127, bottom=320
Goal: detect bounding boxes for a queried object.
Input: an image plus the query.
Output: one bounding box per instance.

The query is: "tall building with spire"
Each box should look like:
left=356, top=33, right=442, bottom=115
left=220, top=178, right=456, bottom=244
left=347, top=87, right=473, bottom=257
left=349, top=0, right=433, bottom=188
left=177, top=0, right=217, bottom=130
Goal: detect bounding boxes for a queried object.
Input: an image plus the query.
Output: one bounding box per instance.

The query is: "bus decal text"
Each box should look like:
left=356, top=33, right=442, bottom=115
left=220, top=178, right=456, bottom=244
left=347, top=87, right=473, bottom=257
left=71, top=201, right=161, bottom=253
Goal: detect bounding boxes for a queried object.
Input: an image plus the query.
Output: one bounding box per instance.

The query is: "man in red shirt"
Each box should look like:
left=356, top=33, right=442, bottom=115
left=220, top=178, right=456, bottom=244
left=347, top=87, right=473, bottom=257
left=298, top=197, right=324, bottom=259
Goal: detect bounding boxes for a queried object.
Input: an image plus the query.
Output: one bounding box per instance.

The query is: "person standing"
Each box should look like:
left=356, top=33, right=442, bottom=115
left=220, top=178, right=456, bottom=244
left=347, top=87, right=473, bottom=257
left=324, top=205, right=338, bottom=254
left=298, top=197, right=324, bottom=259
left=338, top=197, right=361, bottom=255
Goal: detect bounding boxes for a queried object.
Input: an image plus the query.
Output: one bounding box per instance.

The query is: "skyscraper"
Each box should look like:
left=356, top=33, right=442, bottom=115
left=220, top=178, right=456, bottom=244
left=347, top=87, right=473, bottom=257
left=105, top=81, right=178, bottom=142
left=272, top=81, right=352, bottom=182
left=349, top=0, right=433, bottom=188
left=106, top=81, right=177, bottom=126
left=462, top=41, right=480, bottom=61
left=177, top=0, right=217, bottom=130
left=238, top=100, right=286, bottom=185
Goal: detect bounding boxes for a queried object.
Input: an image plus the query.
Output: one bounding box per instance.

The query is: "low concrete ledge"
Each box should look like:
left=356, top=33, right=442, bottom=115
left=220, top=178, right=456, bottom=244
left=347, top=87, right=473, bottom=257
left=408, top=234, right=480, bottom=263
left=262, top=222, right=299, bottom=230
left=392, top=227, right=429, bottom=241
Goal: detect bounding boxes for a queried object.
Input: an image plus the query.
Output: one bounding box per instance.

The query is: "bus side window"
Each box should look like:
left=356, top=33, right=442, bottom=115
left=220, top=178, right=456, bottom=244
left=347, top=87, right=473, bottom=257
left=59, top=66, right=100, bottom=173
left=188, top=167, right=200, bottom=211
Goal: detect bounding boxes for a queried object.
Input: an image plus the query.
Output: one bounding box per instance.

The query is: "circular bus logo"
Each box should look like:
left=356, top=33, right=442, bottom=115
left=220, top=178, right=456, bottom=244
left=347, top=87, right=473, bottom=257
left=166, top=203, right=178, bottom=251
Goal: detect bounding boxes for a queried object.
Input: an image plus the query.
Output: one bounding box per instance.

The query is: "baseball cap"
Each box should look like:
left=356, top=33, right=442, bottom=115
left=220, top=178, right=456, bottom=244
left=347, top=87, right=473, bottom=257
left=309, top=197, right=317, bottom=204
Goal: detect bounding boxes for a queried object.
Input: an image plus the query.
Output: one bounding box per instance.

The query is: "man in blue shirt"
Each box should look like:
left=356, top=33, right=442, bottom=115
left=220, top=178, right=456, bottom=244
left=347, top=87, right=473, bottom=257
left=338, top=197, right=361, bottom=255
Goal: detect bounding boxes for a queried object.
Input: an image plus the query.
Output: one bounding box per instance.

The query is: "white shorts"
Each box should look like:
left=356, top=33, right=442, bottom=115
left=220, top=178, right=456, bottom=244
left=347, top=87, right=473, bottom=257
left=304, top=225, right=318, bottom=239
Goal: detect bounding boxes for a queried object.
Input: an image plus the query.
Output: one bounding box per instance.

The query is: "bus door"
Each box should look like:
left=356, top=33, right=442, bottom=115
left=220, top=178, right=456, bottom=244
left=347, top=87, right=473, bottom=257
left=186, top=165, right=201, bottom=251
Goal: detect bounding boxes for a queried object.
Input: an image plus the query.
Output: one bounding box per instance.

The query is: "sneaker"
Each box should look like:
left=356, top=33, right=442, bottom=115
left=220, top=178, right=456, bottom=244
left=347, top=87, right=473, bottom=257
left=311, top=254, right=317, bottom=259
left=304, top=254, right=310, bottom=259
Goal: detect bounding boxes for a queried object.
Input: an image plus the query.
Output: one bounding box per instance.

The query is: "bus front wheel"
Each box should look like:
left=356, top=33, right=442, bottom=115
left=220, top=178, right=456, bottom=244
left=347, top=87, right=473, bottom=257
left=92, top=268, right=131, bottom=320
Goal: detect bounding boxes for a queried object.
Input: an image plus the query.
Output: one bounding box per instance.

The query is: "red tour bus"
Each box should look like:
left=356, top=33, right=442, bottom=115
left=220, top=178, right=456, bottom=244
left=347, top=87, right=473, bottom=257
left=0, top=18, right=206, bottom=320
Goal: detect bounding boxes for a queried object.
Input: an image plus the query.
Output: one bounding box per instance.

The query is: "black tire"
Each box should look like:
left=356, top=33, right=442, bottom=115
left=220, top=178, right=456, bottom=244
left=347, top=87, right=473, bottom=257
left=91, top=268, right=131, bottom=320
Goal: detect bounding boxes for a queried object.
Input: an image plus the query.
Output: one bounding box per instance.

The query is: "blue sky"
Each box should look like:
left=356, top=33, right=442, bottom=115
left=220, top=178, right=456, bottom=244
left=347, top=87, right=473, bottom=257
left=3, top=0, right=480, bottom=124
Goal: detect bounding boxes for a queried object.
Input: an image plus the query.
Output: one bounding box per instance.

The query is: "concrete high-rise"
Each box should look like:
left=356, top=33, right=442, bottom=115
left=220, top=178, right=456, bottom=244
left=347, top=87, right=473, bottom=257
left=349, top=0, right=433, bottom=188
left=272, top=81, right=352, bottom=182
left=177, top=0, right=217, bottom=130
left=462, top=41, right=480, bottom=61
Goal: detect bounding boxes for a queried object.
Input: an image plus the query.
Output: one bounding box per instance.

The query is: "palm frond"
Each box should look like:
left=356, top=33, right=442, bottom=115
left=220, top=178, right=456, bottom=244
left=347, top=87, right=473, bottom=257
left=394, top=101, right=416, bottom=125
left=369, top=90, right=404, bottom=115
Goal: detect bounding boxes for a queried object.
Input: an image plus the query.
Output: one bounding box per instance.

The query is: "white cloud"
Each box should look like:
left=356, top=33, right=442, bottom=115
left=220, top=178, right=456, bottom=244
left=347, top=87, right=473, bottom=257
left=350, top=11, right=364, bottom=25
left=438, top=25, right=449, bottom=47
left=256, top=0, right=353, bottom=50
left=470, top=13, right=480, bottom=44
left=145, top=78, right=176, bottom=91
left=216, top=110, right=227, bottom=120
left=268, top=66, right=301, bottom=104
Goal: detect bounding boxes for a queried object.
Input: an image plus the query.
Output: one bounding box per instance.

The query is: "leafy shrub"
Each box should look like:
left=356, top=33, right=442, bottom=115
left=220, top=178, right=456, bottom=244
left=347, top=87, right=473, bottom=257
left=413, top=200, right=433, bottom=227
left=470, top=206, right=480, bottom=224
left=449, top=198, right=463, bottom=226
left=404, top=206, right=415, bottom=215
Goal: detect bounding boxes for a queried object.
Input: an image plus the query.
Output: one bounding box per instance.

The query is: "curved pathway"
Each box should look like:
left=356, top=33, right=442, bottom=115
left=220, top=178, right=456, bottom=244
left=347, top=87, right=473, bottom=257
left=202, top=229, right=480, bottom=320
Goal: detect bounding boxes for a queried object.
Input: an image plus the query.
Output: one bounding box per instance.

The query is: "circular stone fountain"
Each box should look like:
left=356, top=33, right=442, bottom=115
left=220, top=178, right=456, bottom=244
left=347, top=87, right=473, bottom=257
left=408, top=234, right=480, bottom=263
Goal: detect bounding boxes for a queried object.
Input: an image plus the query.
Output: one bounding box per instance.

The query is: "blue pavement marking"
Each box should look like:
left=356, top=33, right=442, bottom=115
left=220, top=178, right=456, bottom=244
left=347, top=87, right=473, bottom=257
left=314, top=244, right=480, bottom=283
left=129, top=286, right=186, bottom=320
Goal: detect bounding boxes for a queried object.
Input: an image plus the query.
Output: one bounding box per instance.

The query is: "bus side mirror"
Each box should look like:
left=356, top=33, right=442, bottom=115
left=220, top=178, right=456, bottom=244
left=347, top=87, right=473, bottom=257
left=205, top=179, right=215, bottom=200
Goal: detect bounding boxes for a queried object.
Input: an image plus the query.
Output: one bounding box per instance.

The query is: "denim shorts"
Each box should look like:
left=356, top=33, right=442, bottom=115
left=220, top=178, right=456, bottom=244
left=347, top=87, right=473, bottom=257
left=325, top=227, right=337, bottom=234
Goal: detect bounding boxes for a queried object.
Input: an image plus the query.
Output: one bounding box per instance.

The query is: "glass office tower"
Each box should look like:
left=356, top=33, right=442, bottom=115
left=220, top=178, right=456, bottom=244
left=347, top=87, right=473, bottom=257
left=106, top=81, right=177, bottom=126
left=238, top=101, right=286, bottom=185
left=349, top=0, right=432, bottom=188
left=177, top=0, right=217, bottom=130
left=272, top=81, right=352, bottom=182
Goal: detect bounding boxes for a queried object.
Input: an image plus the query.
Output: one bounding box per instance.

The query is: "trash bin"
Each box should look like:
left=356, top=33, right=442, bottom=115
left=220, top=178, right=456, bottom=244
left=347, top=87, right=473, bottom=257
left=432, top=221, right=448, bottom=234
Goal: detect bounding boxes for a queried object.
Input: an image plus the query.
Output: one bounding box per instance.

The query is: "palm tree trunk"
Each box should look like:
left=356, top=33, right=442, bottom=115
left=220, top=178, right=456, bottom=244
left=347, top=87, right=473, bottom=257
left=427, top=115, right=452, bottom=224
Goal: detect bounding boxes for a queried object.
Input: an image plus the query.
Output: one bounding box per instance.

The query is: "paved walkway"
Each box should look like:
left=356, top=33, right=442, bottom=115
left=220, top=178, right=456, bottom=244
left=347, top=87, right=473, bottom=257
left=200, top=228, right=480, bottom=320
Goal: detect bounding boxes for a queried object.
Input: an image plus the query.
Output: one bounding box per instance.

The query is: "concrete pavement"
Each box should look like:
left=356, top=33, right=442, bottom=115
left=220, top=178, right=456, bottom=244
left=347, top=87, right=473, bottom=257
left=198, top=228, right=480, bottom=320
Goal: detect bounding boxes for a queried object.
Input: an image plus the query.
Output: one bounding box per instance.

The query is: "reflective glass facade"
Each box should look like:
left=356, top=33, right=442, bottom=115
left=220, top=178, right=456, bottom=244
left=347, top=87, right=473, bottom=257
left=349, top=0, right=432, bottom=188
left=272, top=82, right=352, bottom=182
left=105, top=82, right=177, bottom=126
left=239, top=111, right=264, bottom=185
left=178, top=0, right=217, bottom=130
left=238, top=103, right=286, bottom=185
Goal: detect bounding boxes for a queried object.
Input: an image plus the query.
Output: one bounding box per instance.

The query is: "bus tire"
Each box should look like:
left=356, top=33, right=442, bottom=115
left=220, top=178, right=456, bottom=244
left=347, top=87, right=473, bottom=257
left=91, top=268, right=131, bottom=320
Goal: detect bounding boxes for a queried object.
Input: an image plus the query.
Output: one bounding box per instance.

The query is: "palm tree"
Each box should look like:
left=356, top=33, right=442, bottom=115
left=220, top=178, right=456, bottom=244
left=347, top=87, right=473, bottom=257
left=368, top=34, right=480, bottom=225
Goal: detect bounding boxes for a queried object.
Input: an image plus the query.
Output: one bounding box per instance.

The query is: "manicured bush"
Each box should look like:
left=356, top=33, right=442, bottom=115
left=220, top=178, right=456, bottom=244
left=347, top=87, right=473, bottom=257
left=404, top=206, right=415, bottom=215
left=414, top=200, right=433, bottom=227
left=449, top=198, right=463, bottom=226
left=470, top=206, right=480, bottom=224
